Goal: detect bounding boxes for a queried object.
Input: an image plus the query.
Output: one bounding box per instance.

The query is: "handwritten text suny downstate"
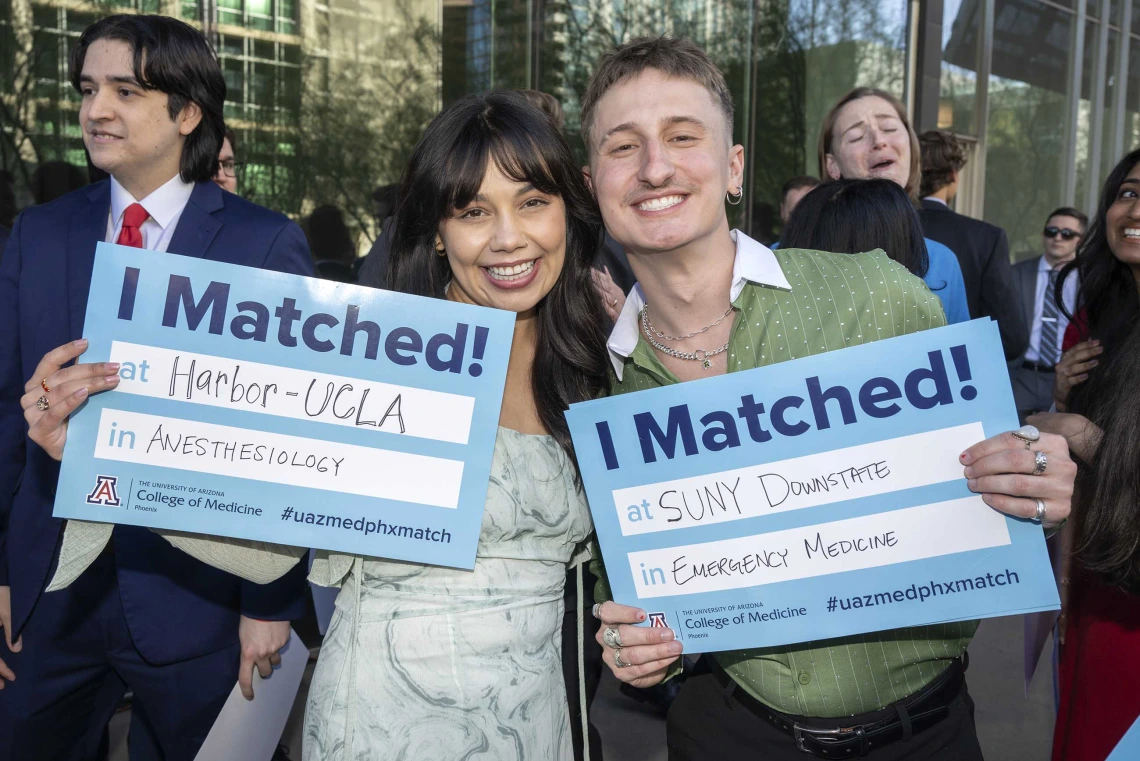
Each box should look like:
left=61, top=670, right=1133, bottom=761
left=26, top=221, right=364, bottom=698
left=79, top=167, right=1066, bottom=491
left=115, top=267, right=493, bottom=377
left=594, top=344, right=980, bottom=471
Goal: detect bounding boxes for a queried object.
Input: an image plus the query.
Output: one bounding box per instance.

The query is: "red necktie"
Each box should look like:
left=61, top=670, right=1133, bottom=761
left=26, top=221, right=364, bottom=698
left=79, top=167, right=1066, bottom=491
left=116, top=203, right=150, bottom=248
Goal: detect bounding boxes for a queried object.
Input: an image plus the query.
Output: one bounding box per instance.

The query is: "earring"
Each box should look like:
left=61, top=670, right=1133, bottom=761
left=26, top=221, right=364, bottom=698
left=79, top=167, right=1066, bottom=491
left=726, top=187, right=743, bottom=206
left=435, top=242, right=446, bottom=257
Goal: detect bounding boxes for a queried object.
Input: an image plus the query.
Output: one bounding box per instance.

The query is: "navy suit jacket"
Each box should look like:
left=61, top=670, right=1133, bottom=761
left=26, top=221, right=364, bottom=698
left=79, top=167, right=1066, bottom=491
left=0, top=180, right=312, bottom=665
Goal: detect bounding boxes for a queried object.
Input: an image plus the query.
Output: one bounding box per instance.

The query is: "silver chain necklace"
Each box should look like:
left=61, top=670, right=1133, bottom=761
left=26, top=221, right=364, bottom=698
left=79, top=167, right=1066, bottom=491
left=642, top=303, right=734, bottom=341
left=640, top=306, right=730, bottom=369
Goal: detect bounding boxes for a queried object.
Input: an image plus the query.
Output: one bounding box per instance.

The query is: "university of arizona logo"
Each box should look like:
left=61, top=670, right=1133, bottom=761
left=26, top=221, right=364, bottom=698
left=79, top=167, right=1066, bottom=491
left=648, top=612, right=668, bottom=628
left=86, top=475, right=121, bottom=507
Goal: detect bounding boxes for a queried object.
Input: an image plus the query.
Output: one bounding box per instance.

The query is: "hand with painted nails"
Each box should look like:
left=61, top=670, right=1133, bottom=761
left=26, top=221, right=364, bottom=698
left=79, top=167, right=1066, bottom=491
left=595, top=600, right=683, bottom=688
left=21, top=339, right=120, bottom=461
left=960, top=430, right=1075, bottom=529
left=1052, top=339, right=1102, bottom=411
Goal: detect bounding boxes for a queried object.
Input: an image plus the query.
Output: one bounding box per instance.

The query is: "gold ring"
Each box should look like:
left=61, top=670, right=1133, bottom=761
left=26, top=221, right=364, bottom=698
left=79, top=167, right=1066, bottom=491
left=40, top=378, right=51, bottom=393
left=36, top=395, right=50, bottom=411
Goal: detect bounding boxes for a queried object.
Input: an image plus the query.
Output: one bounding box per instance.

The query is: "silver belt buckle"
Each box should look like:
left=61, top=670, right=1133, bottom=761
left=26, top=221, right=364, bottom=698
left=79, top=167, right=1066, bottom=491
left=792, top=723, right=849, bottom=752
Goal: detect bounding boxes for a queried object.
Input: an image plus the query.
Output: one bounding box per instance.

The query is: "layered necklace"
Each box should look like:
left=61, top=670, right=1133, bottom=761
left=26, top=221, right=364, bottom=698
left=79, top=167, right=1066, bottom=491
left=640, top=303, right=733, bottom=369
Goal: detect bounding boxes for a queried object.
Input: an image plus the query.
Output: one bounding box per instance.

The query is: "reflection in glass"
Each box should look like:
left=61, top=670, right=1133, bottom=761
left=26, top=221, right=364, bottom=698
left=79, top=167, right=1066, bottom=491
left=1074, top=21, right=1099, bottom=212
left=941, top=0, right=980, bottom=134
left=985, top=0, right=1074, bottom=260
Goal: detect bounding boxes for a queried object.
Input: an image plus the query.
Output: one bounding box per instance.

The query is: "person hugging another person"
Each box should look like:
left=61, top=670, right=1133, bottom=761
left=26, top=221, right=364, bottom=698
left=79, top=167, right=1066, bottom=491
left=818, top=88, right=970, bottom=324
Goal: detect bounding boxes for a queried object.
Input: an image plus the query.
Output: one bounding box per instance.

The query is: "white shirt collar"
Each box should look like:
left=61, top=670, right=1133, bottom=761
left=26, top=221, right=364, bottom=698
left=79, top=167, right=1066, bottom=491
left=922, top=196, right=948, bottom=207
left=110, top=174, right=195, bottom=234
left=606, top=229, right=792, bottom=380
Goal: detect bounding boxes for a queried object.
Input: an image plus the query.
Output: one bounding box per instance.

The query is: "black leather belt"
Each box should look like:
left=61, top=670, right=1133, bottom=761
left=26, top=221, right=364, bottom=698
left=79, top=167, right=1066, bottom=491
left=707, top=655, right=966, bottom=758
left=1021, top=360, right=1055, bottom=373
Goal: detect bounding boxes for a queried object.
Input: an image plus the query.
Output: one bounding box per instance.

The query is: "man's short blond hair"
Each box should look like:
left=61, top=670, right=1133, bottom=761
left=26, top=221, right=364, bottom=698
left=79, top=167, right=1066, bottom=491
left=580, top=36, right=734, bottom=154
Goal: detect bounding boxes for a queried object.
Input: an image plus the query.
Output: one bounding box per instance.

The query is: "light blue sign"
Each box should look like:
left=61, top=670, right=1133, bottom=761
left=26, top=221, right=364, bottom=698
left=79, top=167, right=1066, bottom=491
left=54, top=243, right=515, bottom=570
left=567, top=320, right=1060, bottom=652
left=1108, top=714, right=1140, bottom=761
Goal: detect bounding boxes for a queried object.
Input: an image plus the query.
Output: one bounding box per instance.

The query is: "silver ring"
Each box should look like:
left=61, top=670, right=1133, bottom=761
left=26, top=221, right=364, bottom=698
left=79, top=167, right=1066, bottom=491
left=1033, top=499, right=1047, bottom=523
left=1012, top=425, right=1040, bottom=450
left=591, top=603, right=602, bottom=619
left=603, top=626, right=622, bottom=649
left=614, top=647, right=630, bottom=668
left=1032, top=450, right=1048, bottom=476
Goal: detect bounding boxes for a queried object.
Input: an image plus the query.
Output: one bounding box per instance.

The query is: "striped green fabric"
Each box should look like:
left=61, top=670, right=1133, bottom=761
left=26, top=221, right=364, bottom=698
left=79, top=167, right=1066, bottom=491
left=606, top=247, right=977, bottom=718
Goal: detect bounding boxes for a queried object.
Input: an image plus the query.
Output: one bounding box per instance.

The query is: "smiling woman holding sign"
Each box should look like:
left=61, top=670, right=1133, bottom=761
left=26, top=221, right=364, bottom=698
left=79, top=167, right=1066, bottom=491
left=300, top=92, right=610, bottom=761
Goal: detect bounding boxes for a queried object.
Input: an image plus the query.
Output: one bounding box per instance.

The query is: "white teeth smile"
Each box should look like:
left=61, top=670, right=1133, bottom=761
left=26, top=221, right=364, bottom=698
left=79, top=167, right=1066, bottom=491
left=637, top=195, right=684, bottom=211
left=486, top=260, right=535, bottom=281
left=1124, top=228, right=1140, bottom=239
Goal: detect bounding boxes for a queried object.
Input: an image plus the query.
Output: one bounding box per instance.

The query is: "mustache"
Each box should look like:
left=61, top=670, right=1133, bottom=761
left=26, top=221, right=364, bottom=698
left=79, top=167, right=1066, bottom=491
left=624, top=180, right=699, bottom=206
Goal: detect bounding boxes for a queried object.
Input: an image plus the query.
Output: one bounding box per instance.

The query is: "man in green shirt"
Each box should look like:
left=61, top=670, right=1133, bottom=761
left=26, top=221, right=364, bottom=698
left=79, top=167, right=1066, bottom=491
left=583, top=38, right=1076, bottom=759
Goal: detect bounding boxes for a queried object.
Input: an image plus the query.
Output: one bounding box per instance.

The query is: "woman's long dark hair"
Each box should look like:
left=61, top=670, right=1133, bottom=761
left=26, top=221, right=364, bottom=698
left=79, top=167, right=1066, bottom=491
left=780, top=178, right=930, bottom=279
left=1055, top=148, right=1140, bottom=592
left=1058, top=148, right=1140, bottom=416
left=1074, top=320, right=1140, bottom=593
left=388, top=91, right=609, bottom=482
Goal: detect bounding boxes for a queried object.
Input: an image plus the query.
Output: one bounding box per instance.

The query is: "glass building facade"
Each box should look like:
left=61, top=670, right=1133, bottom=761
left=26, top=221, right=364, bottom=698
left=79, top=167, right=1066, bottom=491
left=1, top=0, right=1137, bottom=260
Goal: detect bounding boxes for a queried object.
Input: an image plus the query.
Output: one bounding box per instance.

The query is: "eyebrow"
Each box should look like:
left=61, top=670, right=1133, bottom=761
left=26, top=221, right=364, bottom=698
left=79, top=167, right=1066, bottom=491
left=470, top=183, right=538, bottom=204
left=602, top=115, right=709, bottom=142
left=840, top=113, right=899, bottom=137
left=79, top=73, right=144, bottom=87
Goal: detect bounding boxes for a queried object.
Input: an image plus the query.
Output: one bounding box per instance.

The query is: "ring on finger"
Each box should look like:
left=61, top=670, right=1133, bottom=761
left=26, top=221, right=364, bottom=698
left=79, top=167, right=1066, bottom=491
left=591, top=603, right=602, bottom=619
left=36, top=395, right=50, bottom=411
left=614, top=647, right=630, bottom=668
left=1032, top=450, right=1048, bottom=476
left=603, top=626, right=623, bottom=649
left=1032, top=498, right=1047, bottom=523
left=40, top=378, right=51, bottom=393
left=1012, top=425, right=1040, bottom=450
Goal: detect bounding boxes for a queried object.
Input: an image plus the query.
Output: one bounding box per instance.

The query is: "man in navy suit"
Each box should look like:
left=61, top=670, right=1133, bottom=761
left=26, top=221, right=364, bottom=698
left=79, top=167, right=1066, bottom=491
left=0, top=16, right=310, bottom=760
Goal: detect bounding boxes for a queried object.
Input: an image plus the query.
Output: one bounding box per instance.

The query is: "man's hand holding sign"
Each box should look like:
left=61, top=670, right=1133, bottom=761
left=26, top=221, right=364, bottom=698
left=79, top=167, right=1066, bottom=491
left=571, top=321, right=1069, bottom=687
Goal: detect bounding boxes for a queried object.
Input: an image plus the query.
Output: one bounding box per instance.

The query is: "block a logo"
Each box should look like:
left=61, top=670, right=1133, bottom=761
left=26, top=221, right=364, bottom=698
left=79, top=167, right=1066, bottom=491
left=86, top=475, right=122, bottom=507
left=648, top=612, right=668, bottom=628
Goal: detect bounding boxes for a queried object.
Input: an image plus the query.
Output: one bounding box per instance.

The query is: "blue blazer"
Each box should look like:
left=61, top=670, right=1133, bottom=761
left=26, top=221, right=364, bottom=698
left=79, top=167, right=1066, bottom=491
left=0, top=180, right=312, bottom=664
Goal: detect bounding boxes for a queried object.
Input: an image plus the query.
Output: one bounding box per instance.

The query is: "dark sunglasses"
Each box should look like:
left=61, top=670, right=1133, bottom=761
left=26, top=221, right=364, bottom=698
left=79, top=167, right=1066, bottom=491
left=1043, top=226, right=1081, bottom=241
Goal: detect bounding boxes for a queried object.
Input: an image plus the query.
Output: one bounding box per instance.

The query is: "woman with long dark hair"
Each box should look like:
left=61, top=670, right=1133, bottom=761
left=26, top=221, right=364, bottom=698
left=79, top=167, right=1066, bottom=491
left=1029, top=148, right=1140, bottom=761
left=779, top=178, right=930, bottom=278
left=302, top=91, right=610, bottom=760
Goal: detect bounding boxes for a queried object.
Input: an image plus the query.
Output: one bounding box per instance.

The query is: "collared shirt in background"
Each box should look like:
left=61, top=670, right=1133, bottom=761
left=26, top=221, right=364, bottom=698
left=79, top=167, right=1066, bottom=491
left=1024, top=255, right=1078, bottom=365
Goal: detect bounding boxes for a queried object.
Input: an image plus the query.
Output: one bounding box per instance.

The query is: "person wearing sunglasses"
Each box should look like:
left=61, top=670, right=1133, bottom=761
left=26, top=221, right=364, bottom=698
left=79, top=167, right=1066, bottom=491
left=1009, top=206, right=1088, bottom=417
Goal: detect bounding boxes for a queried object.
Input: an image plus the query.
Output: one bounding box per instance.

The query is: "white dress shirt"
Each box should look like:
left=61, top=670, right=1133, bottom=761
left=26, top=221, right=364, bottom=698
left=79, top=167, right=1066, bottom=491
left=605, top=229, right=792, bottom=380
left=106, top=174, right=195, bottom=251
left=1024, top=255, right=1079, bottom=364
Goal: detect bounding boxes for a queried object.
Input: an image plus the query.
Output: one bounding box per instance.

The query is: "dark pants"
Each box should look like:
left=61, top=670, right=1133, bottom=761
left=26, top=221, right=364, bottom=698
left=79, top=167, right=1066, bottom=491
left=667, top=667, right=984, bottom=760
left=0, top=551, right=239, bottom=761
left=563, top=564, right=604, bottom=761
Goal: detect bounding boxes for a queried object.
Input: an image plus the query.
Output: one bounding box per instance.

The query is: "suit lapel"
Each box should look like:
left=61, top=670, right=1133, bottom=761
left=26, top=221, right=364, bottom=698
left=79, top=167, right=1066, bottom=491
left=67, top=182, right=112, bottom=338
left=168, top=181, right=224, bottom=260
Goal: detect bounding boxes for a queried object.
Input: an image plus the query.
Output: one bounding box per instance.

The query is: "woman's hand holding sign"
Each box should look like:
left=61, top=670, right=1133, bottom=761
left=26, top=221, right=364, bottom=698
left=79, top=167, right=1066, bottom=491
left=961, top=427, right=1074, bottom=528
left=594, top=601, right=683, bottom=688
left=21, top=339, right=120, bottom=461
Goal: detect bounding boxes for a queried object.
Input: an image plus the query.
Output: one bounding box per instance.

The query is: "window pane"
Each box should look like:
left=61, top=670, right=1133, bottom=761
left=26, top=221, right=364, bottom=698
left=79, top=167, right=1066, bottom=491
left=1074, top=21, right=1099, bottom=211
left=984, top=0, right=1075, bottom=260
left=746, top=0, right=910, bottom=242
left=941, top=0, right=982, bottom=134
